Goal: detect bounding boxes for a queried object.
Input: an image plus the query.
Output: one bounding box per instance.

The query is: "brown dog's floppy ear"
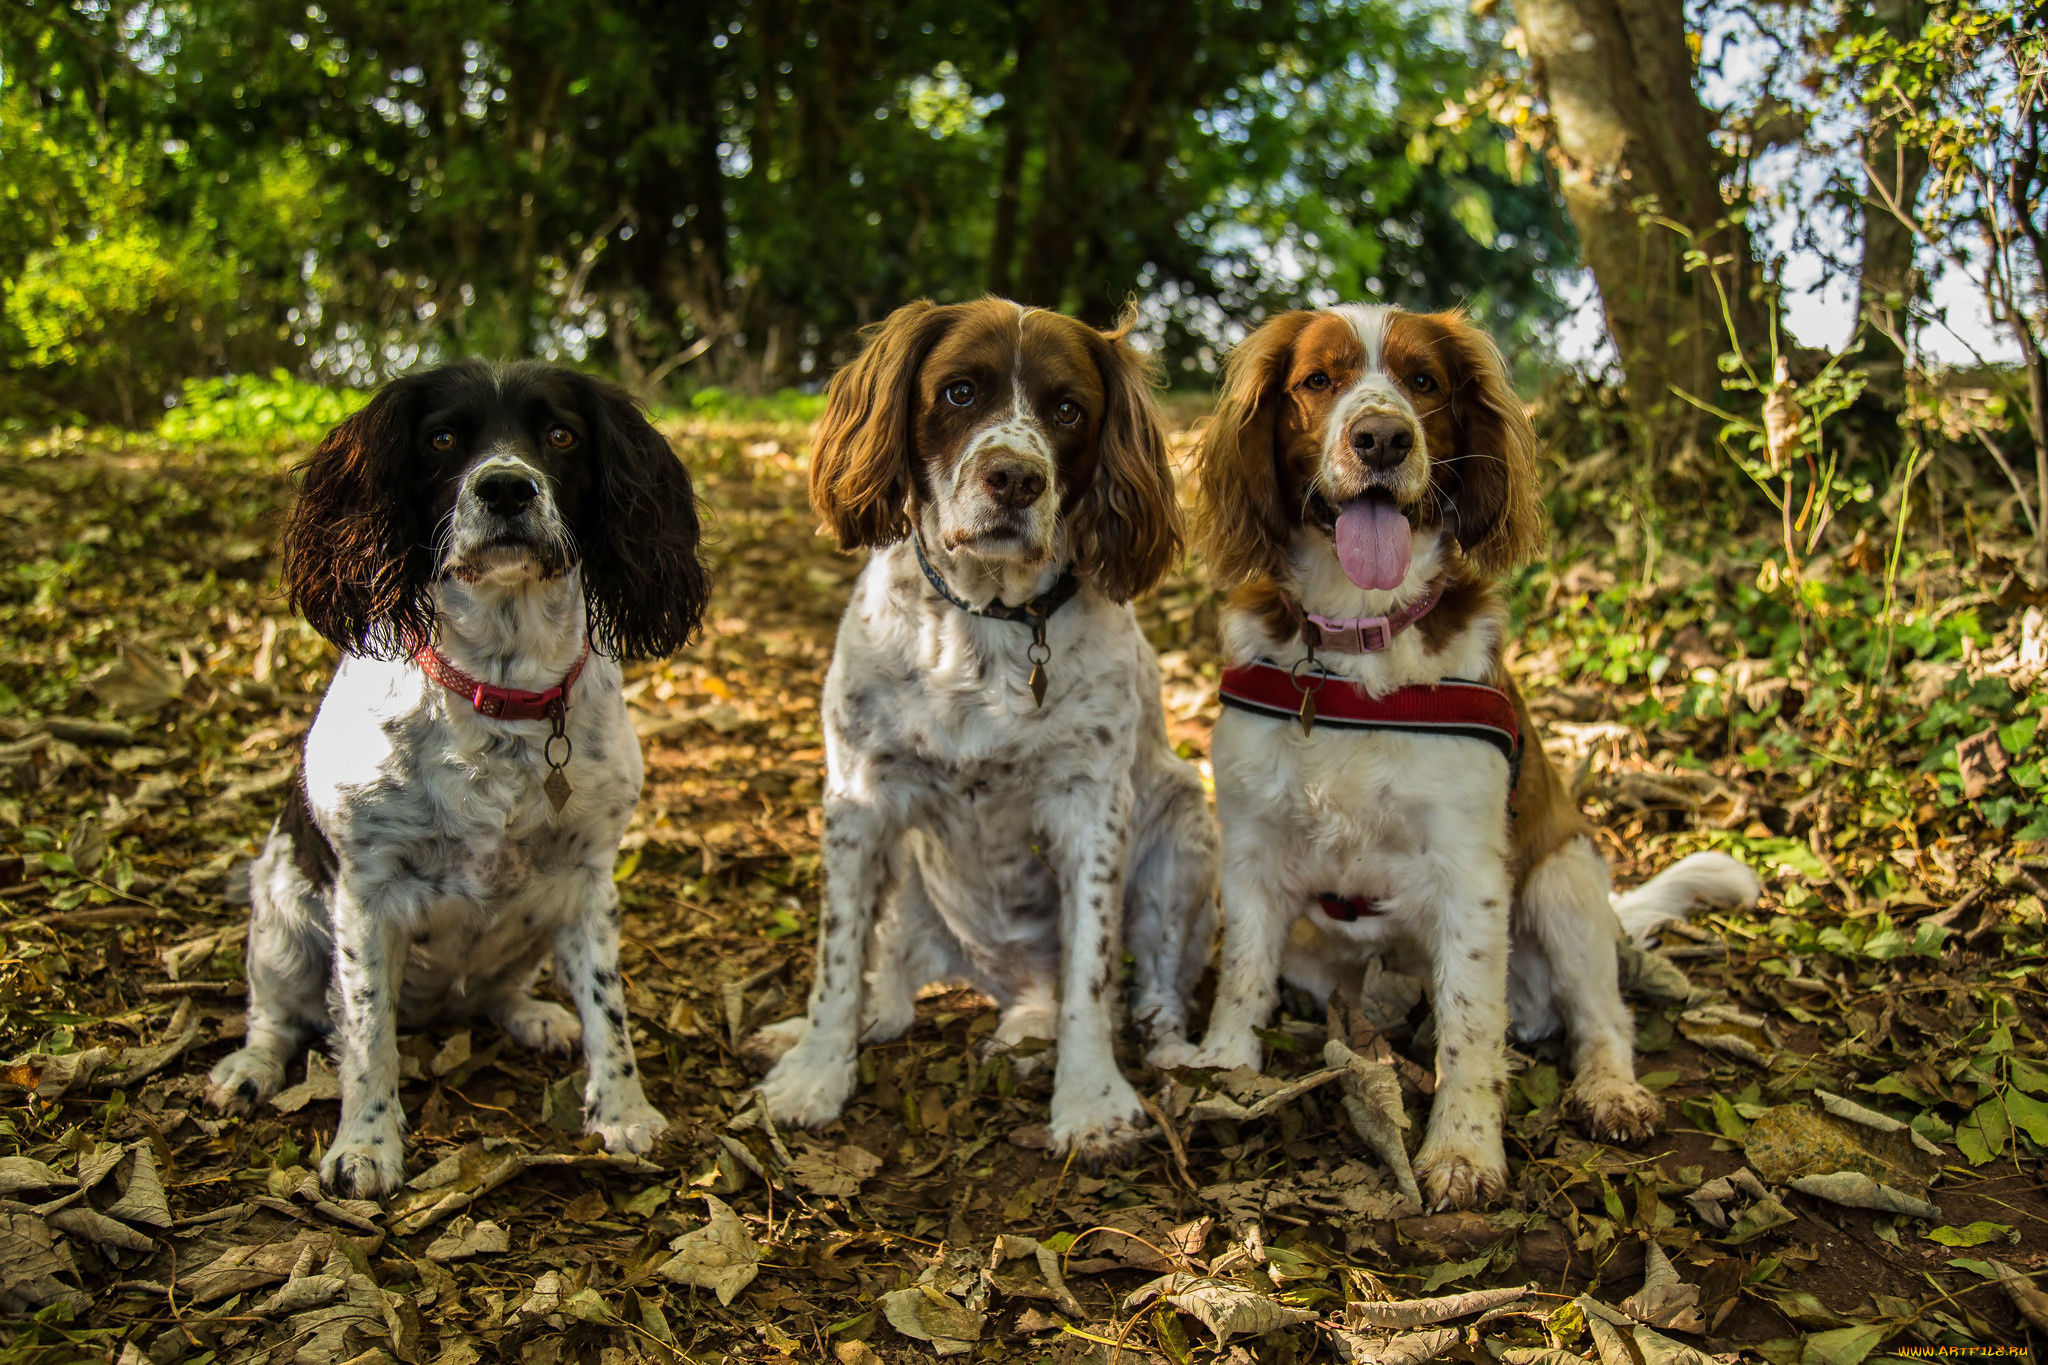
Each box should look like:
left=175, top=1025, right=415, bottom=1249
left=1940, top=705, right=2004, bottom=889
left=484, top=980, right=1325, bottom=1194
left=1435, top=315, right=1543, bottom=576
left=810, top=299, right=954, bottom=549
left=1070, top=308, right=1182, bottom=603
left=576, top=376, right=711, bottom=660
left=283, top=379, right=435, bottom=658
left=1193, top=311, right=1315, bottom=589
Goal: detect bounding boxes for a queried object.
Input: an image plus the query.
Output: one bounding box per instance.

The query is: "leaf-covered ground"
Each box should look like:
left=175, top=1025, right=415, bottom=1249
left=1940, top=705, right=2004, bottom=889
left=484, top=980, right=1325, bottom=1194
left=4, top=412, right=2048, bottom=1365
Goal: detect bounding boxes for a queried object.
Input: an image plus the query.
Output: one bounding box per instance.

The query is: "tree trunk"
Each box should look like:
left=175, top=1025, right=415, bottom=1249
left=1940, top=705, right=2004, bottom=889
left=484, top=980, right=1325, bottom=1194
left=1856, top=0, right=1929, bottom=394
left=1518, top=0, right=1764, bottom=468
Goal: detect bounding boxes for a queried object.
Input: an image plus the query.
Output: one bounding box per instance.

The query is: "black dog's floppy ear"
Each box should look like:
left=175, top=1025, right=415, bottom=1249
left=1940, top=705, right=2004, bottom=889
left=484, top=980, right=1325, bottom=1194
left=284, top=380, right=435, bottom=658
left=577, top=378, right=710, bottom=660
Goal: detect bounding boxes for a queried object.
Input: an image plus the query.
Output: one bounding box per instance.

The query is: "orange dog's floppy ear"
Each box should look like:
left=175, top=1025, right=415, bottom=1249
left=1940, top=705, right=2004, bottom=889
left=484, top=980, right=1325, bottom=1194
left=1071, top=309, right=1182, bottom=603
left=1436, top=315, right=1543, bottom=576
left=1193, top=311, right=1315, bottom=589
left=811, top=299, right=955, bottom=549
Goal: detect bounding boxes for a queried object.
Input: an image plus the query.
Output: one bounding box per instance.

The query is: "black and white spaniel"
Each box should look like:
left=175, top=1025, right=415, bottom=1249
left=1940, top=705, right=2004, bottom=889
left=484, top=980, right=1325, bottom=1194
left=748, top=299, right=1218, bottom=1157
left=206, top=360, right=709, bottom=1197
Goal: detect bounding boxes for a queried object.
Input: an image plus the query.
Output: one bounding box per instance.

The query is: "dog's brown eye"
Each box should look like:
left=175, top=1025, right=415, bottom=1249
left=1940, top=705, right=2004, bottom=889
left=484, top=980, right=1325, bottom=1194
left=1410, top=373, right=1436, bottom=394
left=1055, top=400, right=1081, bottom=426
left=1303, top=372, right=1330, bottom=391
left=547, top=425, right=576, bottom=449
left=945, top=381, right=975, bottom=407
left=430, top=431, right=456, bottom=452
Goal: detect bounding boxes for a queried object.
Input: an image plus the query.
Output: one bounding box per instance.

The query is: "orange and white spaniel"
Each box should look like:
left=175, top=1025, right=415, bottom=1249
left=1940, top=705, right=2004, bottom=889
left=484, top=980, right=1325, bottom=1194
left=1182, top=306, right=1758, bottom=1209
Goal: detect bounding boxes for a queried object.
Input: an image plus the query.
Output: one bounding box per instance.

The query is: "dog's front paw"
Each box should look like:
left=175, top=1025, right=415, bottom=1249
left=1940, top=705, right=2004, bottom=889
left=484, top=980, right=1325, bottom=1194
left=321, top=1131, right=407, bottom=1199
left=1147, top=1037, right=1199, bottom=1070
left=588, top=1097, right=668, bottom=1155
left=492, top=997, right=583, bottom=1054
left=757, top=1043, right=855, bottom=1128
left=1188, top=1032, right=1264, bottom=1073
left=1414, top=1130, right=1508, bottom=1212
left=206, top=1047, right=289, bottom=1115
left=740, top=1017, right=809, bottom=1072
left=1564, top=1072, right=1662, bottom=1143
left=1049, top=1075, right=1149, bottom=1163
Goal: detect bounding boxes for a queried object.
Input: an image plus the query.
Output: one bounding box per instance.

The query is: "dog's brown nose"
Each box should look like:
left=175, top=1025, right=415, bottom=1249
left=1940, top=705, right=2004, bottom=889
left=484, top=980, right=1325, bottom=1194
left=1348, top=415, right=1415, bottom=470
left=982, top=459, right=1047, bottom=510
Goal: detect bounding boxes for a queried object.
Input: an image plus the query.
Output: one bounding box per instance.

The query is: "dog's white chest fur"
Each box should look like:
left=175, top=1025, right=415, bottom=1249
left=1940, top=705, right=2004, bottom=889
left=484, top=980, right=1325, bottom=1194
left=297, top=653, right=642, bottom=1016
left=1212, top=711, right=1511, bottom=934
left=828, top=549, right=1139, bottom=955
left=757, top=540, right=1219, bottom=1156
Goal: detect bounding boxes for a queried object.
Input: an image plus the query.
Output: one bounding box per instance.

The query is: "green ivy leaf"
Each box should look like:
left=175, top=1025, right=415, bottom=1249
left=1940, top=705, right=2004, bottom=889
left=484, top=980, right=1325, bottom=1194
left=1955, top=1108, right=1995, bottom=1165
left=2005, top=1091, right=2048, bottom=1146
left=1924, top=1221, right=2018, bottom=1247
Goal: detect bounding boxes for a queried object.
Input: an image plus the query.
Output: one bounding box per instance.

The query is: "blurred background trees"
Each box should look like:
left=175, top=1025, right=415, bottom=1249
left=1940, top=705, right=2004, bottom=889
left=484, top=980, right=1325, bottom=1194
left=0, top=0, right=2042, bottom=566
left=0, top=0, right=1568, bottom=414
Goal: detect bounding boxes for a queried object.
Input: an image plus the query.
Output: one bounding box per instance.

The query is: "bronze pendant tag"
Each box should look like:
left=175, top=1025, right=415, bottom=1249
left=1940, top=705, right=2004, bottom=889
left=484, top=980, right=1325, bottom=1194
left=1298, top=689, right=1316, bottom=736
left=1027, top=616, right=1051, bottom=708
left=543, top=767, right=573, bottom=814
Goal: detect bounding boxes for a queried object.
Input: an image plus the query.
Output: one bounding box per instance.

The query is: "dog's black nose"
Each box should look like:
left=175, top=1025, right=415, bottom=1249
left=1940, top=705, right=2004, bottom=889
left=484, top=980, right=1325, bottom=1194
left=476, top=470, right=540, bottom=516
left=1348, top=416, right=1415, bottom=469
left=982, top=459, right=1047, bottom=510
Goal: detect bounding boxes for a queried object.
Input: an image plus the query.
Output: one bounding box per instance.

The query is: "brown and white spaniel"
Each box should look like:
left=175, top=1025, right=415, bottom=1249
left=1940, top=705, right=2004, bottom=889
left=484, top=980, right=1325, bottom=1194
left=1182, top=306, right=1758, bottom=1208
left=750, top=298, right=1218, bottom=1157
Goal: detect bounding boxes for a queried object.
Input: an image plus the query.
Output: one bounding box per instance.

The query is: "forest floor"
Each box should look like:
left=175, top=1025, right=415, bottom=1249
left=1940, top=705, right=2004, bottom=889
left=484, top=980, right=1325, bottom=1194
left=3, top=408, right=2048, bottom=1365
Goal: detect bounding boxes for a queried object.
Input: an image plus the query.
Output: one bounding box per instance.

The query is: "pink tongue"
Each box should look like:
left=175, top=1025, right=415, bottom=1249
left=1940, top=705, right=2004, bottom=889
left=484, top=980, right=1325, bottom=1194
left=1334, top=497, right=1412, bottom=591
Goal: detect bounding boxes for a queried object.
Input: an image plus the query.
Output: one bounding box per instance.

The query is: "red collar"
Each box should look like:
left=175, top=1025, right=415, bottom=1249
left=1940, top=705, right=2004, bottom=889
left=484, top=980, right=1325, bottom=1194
left=1218, top=660, right=1521, bottom=789
left=414, top=640, right=591, bottom=721
left=1298, top=582, right=1444, bottom=654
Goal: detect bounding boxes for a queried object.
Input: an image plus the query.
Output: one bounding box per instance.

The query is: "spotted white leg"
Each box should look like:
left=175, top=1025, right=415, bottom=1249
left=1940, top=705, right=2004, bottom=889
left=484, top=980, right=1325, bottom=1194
left=320, top=881, right=409, bottom=1198
left=759, top=794, right=894, bottom=1127
left=1189, top=815, right=1294, bottom=1073
left=209, top=836, right=327, bottom=1113
left=1040, top=777, right=1147, bottom=1159
left=555, top=869, right=665, bottom=1153
left=1412, top=862, right=1514, bottom=1211
left=1525, top=836, right=1661, bottom=1141
left=1124, top=770, right=1219, bottom=1068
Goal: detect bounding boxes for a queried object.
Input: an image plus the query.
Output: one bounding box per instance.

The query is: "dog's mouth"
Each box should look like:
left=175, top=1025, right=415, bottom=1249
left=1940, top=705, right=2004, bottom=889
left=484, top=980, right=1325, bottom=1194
left=1306, top=491, right=1414, bottom=592
left=942, top=518, right=1047, bottom=559
left=445, top=538, right=570, bottom=584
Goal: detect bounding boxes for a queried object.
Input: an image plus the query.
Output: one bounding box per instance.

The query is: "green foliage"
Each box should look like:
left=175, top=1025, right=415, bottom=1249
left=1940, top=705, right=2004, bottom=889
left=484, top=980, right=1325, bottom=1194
left=0, top=14, right=325, bottom=424
left=1, top=0, right=1570, bottom=417
left=680, top=387, right=829, bottom=427
left=158, top=371, right=371, bottom=446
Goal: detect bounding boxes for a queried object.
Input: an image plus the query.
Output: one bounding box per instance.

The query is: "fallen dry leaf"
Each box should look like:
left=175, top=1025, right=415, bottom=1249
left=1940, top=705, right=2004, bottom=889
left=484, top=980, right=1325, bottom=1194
left=656, top=1195, right=760, bottom=1306
left=881, top=1283, right=985, bottom=1356
left=270, top=1050, right=342, bottom=1113
left=786, top=1142, right=882, bottom=1198
left=0, top=1212, right=87, bottom=1314
left=425, top=1216, right=510, bottom=1261
left=1621, top=1243, right=1703, bottom=1333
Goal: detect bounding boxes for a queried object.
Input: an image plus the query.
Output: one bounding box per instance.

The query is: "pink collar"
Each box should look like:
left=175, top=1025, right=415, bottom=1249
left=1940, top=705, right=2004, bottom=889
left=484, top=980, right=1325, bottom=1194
left=1300, top=581, right=1445, bottom=654
left=414, top=640, right=591, bottom=721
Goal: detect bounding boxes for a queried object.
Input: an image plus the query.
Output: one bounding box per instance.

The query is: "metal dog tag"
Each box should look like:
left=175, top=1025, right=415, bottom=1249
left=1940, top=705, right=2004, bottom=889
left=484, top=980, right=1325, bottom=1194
left=543, top=767, right=573, bottom=814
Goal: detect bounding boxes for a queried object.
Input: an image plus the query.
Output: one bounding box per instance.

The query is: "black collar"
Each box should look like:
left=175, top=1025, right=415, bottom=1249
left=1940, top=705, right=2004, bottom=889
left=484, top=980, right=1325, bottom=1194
left=910, top=528, right=1080, bottom=626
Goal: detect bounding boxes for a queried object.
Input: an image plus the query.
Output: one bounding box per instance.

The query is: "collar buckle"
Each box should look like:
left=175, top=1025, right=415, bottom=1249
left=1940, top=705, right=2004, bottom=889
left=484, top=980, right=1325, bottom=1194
left=1309, top=612, right=1394, bottom=653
